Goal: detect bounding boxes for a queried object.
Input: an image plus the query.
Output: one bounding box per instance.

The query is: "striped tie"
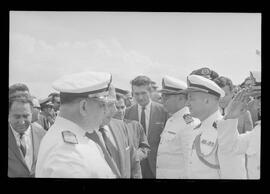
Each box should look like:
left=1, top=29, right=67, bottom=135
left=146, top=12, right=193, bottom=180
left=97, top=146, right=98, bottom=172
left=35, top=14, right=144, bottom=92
left=19, top=133, right=26, bottom=157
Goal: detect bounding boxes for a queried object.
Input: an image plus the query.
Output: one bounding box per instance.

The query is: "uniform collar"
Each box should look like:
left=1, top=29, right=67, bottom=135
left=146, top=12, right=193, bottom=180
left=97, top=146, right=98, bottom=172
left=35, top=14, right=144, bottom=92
left=171, top=106, right=190, bottom=121
left=54, top=116, right=86, bottom=137
left=200, top=109, right=222, bottom=129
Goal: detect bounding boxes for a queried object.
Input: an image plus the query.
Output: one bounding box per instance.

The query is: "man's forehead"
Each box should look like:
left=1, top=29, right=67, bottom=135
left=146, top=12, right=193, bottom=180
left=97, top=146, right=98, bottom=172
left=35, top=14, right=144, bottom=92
left=10, top=102, right=32, bottom=112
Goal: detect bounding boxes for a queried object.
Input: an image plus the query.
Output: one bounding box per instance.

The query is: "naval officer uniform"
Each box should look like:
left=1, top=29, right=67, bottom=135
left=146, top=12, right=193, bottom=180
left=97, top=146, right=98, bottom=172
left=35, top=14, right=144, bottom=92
left=156, top=76, right=200, bottom=179
left=186, top=75, right=247, bottom=179
left=35, top=71, right=116, bottom=178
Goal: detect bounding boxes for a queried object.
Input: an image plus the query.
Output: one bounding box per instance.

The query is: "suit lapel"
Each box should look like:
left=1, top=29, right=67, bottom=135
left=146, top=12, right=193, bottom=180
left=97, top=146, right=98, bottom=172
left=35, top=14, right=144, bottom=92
left=31, top=125, right=39, bottom=173
left=8, top=127, right=29, bottom=171
left=108, top=122, right=124, bottom=173
left=133, top=104, right=139, bottom=121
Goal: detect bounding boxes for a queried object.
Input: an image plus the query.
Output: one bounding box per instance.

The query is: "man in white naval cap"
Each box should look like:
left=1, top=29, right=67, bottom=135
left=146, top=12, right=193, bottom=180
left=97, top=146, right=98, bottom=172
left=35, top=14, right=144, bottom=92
left=35, top=71, right=117, bottom=178
left=185, top=74, right=248, bottom=179
left=218, top=72, right=261, bottom=179
left=156, top=76, right=200, bottom=179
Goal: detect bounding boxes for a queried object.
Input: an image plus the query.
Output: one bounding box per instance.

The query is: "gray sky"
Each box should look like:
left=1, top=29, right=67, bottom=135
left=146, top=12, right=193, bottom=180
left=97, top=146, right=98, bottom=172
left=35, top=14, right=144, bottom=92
left=9, top=11, right=261, bottom=99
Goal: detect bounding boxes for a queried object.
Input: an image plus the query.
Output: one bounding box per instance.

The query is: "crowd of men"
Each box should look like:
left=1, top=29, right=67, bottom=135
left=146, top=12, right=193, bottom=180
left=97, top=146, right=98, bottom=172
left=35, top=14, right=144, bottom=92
left=8, top=67, right=261, bottom=179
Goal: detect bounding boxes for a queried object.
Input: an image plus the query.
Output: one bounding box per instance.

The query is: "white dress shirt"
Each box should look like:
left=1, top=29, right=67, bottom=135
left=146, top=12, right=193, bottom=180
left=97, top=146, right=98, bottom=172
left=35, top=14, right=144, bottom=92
left=138, top=101, right=152, bottom=135
left=10, top=124, right=33, bottom=171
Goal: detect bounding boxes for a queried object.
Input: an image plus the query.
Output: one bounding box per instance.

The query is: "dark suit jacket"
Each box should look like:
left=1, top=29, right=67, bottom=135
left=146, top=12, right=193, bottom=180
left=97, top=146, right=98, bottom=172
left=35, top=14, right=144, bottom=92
left=8, top=123, right=46, bottom=177
left=124, top=101, right=168, bottom=177
left=108, top=118, right=142, bottom=178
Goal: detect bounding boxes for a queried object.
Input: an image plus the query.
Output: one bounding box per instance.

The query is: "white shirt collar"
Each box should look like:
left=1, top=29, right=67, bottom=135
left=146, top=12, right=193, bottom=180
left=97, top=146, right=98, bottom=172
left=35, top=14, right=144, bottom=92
left=200, top=109, right=222, bottom=129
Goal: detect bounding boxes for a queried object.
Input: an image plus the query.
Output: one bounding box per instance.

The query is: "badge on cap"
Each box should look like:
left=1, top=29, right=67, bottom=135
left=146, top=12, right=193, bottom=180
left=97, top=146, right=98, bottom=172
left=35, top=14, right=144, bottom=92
left=183, top=114, right=194, bottom=124
left=62, top=131, right=78, bottom=144
left=201, top=68, right=210, bottom=76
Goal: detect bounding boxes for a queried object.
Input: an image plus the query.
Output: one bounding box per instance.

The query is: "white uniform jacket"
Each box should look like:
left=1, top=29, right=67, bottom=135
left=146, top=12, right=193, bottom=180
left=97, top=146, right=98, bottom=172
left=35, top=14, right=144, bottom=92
left=156, top=107, right=200, bottom=179
left=187, top=110, right=222, bottom=179
left=35, top=116, right=115, bottom=178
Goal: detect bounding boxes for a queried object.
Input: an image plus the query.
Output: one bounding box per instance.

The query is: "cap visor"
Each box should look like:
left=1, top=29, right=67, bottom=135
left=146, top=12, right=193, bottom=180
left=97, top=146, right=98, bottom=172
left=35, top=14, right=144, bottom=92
left=185, top=87, right=209, bottom=93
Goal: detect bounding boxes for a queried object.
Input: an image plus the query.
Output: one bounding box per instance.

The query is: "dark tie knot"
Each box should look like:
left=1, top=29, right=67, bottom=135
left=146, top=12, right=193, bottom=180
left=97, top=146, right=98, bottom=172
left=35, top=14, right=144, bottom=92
left=142, top=106, right=146, bottom=110
left=99, top=127, right=106, bottom=133
left=19, top=133, right=25, bottom=139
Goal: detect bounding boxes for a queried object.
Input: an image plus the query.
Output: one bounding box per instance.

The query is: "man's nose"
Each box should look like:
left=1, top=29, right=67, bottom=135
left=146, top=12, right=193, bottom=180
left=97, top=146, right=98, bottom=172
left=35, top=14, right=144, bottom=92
left=137, top=94, right=144, bottom=100
left=18, top=117, right=26, bottom=124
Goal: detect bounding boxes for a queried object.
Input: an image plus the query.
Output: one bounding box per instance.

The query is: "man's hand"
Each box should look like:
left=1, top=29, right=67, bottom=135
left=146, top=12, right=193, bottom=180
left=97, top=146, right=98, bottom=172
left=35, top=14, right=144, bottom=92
left=224, top=88, right=250, bottom=120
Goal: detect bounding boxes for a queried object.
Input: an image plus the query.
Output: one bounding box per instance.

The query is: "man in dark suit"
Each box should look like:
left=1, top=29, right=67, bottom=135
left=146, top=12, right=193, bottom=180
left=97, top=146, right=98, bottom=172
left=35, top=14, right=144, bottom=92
left=8, top=94, right=46, bottom=177
left=99, top=86, right=142, bottom=178
left=124, top=75, right=168, bottom=178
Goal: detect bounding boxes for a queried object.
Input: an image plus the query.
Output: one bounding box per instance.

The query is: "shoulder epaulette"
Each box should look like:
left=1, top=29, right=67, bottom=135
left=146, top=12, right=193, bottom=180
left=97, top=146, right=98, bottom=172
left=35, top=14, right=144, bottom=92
left=183, top=114, right=194, bottom=125
left=61, top=131, right=78, bottom=144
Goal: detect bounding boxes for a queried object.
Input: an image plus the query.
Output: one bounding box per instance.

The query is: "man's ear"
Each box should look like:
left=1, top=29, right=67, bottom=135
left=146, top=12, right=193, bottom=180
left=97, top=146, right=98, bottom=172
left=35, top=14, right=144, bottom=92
left=79, top=99, right=88, bottom=116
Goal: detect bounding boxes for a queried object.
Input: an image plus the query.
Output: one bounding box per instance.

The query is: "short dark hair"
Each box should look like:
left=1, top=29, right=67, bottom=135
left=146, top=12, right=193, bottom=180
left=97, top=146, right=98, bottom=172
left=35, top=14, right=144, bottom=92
left=49, top=92, right=60, bottom=103
left=9, top=93, right=33, bottom=111
left=9, top=83, right=30, bottom=97
left=130, top=75, right=152, bottom=86
left=213, top=76, right=234, bottom=92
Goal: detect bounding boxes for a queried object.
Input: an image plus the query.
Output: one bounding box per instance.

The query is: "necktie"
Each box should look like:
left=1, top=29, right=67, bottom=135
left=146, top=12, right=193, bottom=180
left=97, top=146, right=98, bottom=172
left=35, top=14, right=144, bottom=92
left=85, top=131, right=120, bottom=177
left=221, top=107, right=225, bottom=116
left=140, top=106, right=146, bottom=134
left=99, top=127, right=112, bottom=157
left=19, top=133, right=26, bottom=157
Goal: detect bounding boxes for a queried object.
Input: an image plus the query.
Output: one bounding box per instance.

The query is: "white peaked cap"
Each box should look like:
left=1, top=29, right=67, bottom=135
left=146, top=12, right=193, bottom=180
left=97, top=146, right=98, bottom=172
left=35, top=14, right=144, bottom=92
left=52, top=71, right=112, bottom=98
left=186, top=74, right=225, bottom=98
left=158, top=75, right=187, bottom=94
